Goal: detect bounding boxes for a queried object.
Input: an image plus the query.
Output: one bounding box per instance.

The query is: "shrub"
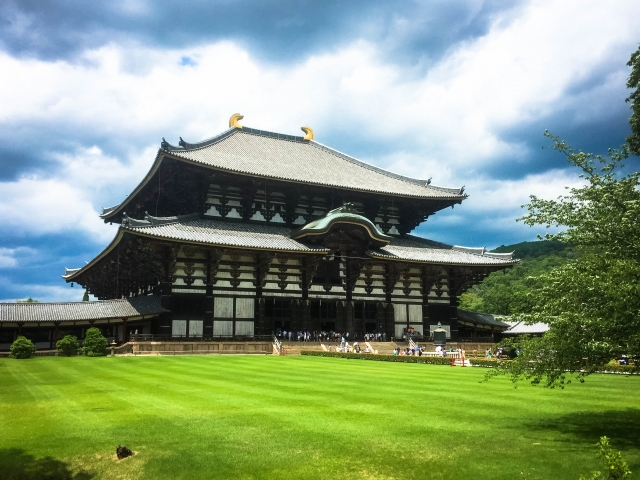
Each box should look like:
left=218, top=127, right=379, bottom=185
left=82, top=327, right=108, bottom=357
left=469, top=358, right=511, bottom=368
left=300, top=351, right=452, bottom=365
left=9, top=336, right=36, bottom=359
left=579, top=436, right=631, bottom=479
left=56, top=335, right=80, bottom=356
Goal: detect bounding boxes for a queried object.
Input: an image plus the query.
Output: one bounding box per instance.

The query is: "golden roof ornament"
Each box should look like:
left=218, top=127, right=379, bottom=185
left=229, top=113, right=244, bottom=129
left=301, top=126, right=314, bottom=141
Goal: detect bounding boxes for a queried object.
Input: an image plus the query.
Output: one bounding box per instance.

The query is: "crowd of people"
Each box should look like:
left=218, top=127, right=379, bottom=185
left=326, top=341, right=372, bottom=353
left=275, top=330, right=387, bottom=343
left=393, top=346, right=425, bottom=356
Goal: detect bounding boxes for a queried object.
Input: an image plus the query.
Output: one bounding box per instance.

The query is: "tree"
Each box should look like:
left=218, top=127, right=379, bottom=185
left=488, top=129, right=640, bottom=387
left=487, top=47, right=640, bottom=387
left=626, top=44, right=640, bottom=155
left=9, top=336, right=36, bottom=359
left=458, top=242, right=577, bottom=315
left=82, top=290, right=89, bottom=302
left=56, top=335, right=80, bottom=356
left=82, top=327, right=108, bottom=357
left=16, top=298, right=39, bottom=303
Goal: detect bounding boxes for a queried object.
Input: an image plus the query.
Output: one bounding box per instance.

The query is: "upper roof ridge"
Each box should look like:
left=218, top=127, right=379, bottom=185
left=161, top=125, right=308, bottom=153
left=308, top=139, right=464, bottom=194
left=161, top=127, right=238, bottom=151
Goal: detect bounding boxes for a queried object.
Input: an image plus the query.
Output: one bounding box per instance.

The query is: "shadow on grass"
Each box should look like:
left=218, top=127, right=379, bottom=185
left=529, top=409, right=640, bottom=449
left=0, top=449, right=93, bottom=480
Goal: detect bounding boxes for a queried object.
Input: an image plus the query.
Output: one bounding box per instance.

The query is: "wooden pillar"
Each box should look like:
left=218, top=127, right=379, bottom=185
left=122, top=318, right=128, bottom=342
left=204, top=283, right=214, bottom=337
left=52, top=322, right=60, bottom=349
left=448, top=269, right=459, bottom=341
left=376, top=302, right=386, bottom=336
left=158, top=280, right=173, bottom=337
left=384, top=303, right=395, bottom=340
left=345, top=301, right=355, bottom=339
left=256, top=252, right=274, bottom=336
left=256, top=298, right=266, bottom=336
left=290, top=299, right=300, bottom=333
left=300, top=300, right=311, bottom=333
left=336, top=301, right=346, bottom=334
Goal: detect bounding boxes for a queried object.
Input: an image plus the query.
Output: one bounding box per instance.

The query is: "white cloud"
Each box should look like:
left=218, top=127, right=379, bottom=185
left=0, top=247, right=36, bottom=268
left=0, top=281, right=87, bottom=303
left=0, top=175, right=117, bottom=242
left=0, top=0, right=637, bottom=245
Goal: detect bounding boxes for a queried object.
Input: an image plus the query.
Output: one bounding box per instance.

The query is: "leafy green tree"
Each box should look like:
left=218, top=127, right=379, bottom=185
left=82, top=327, right=108, bottom=357
left=458, top=242, right=576, bottom=315
left=626, top=44, right=640, bottom=155
left=489, top=131, right=640, bottom=387
left=458, top=292, right=484, bottom=312
left=56, top=335, right=80, bottom=356
left=486, top=46, right=640, bottom=387
left=82, top=290, right=89, bottom=302
left=16, top=298, right=39, bottom=303
left=579, top=436, right=631, bottom=480
left=9, top=336, right=36, bottom=359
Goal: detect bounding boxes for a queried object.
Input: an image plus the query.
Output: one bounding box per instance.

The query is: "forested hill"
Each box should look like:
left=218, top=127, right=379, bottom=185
left=491, top=240, right=568, bottom=259
left=458, top=241, right=578, bottom=315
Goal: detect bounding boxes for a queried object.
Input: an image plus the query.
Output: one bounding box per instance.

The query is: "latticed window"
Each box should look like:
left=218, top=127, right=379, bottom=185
left=310, top=300, right=337, bottom=319
left=354, top=302, right=378, bottom=320
left=264, top=298, right=290, bottom=318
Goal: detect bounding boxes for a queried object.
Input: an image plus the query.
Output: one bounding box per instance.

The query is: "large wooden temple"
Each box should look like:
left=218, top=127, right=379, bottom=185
left=1, top=114, right=517, bottom=348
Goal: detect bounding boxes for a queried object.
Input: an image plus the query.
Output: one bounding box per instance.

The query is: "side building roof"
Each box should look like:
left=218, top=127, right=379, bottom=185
left=102, top=126, right=466, bottom=220
left=0, top=296, right=167, bottom=323
left=456, top=309, right=510, bottom=329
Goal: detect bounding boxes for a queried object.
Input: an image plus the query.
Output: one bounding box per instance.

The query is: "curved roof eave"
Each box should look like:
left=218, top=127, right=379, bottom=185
left=366, top=252, right=519, bottom=267
left=63, top=223, right=330, bottom=282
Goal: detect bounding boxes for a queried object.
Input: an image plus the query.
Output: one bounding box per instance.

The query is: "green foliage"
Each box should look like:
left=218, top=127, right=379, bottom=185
left=82, top=327, right=108, bottom=357
left=579, top=436, right=631, bottom=480
left=626, top=44, right=640, bottom=155
left=493, top=240, right=568, bottom=259
left=82, top=290, right=89, bottom=302
left=16, top=297, right=39, bottom=303
left=300, top=350, right=452, bottom=364
left=487, top=125, right=640, bottom=387
left=56, top=335, right=80, bottom=356
left=458, top=242, right=577, bottom=315
left=9, top=336, right=36, bottom=359
left=458, top=292, right=484, bottom=312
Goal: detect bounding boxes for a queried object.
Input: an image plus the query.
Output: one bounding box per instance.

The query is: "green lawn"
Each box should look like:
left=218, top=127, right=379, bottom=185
left=1, top=356, right=639, bottom=480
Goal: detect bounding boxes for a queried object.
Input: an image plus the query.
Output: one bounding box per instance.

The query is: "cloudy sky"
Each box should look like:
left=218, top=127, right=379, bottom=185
left=0, top=0, right=638, bottom=302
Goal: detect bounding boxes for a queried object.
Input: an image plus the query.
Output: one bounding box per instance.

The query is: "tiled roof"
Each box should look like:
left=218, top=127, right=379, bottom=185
left=457, top=309, right=509, bottom=329
left=65, top=215, right=516, bottom=281
left=125, top=216, right=329, bottom=253
left=0, top=296, right=166, bottom=323
left=165, top=127, right=465, bottom=199
left=369, top=235, right=518, bottom=266
left=503, top=321, right=549, bottom=335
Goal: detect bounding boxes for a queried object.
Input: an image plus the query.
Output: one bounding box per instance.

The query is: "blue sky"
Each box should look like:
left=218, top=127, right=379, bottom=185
left=0, top=0, right=638, bottom=302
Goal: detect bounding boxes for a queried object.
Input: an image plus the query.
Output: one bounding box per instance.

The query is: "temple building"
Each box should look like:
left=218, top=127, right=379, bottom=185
left=0, top=114, right=517, bottom=348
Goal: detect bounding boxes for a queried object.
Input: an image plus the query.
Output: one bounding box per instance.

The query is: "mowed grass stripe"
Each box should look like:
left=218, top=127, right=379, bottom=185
left=1, top=356, right=639, bottom=480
